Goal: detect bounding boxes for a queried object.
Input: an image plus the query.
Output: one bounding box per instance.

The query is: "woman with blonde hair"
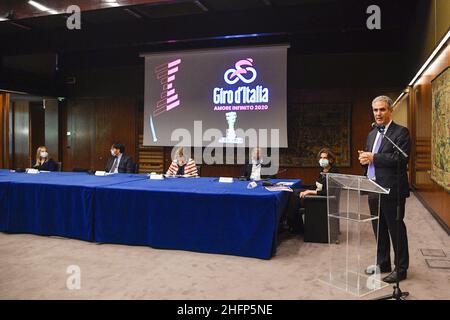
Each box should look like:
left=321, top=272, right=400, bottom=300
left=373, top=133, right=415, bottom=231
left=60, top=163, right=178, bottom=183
left=166, top=147, right=198, bottom=176
left=33, top=146, right=57, bottom=171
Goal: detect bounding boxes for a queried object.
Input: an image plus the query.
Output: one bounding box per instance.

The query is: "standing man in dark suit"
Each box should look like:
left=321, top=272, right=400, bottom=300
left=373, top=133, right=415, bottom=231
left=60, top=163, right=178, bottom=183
left=105, top=142, right=135, bottom=173
left=358, top=95, right=410, bottom=283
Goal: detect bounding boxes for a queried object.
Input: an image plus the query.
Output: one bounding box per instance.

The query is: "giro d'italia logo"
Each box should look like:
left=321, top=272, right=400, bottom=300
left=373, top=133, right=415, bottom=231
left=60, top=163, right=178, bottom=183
left=224, top=58, right=257, bottom=85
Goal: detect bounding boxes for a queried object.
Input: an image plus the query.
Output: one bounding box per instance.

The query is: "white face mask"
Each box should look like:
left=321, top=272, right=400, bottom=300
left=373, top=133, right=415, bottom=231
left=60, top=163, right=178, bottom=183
left=40, top=151, right=48, bottom=158
left=111, top=149, right=116, bottom=156
left=319, top=158, right=329, bottom=168
left=176, top=156, right=186, bottom=165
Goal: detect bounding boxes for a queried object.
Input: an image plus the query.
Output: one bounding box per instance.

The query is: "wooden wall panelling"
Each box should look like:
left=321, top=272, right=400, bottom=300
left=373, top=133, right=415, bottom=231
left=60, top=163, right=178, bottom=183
left=64, top=97, right=138, bottom=171
left=44, top=99, right=59, bottom=162
left=137, top=134, right=164, bottom=173
left=29, top=101, right=45, bottom=162
left=64, top=99, right=95, bottom=171
left=0, top=93, right=11, bottom=168
left=12, top=100, right=30, bottom=169
left=411, top=45, right=450, bottom=232
left=0, top=94, right=3, bottom=167
left=94, top=97, right=138, bottom=171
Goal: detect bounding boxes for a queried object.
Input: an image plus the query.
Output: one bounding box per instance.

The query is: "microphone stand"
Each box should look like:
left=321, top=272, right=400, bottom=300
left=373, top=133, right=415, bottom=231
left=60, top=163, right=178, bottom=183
left=373, top=127, right=409, bottom=300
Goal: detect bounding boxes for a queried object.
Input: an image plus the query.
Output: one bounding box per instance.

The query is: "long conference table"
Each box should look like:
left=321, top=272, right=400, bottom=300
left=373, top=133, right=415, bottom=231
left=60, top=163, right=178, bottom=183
left=0, top=169, right=301, bottom=259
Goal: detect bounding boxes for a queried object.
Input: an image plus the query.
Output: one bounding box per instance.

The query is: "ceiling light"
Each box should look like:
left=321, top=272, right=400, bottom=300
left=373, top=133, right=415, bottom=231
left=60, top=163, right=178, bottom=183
left=28, top=1, right=58, bottom=14
left=408, top=29, right=450, bottom=86
left=393, top=30, right=449, bottom=107
left=103, top=0, right=120, bottom=7
left=194, top=1, right=209, bottom=12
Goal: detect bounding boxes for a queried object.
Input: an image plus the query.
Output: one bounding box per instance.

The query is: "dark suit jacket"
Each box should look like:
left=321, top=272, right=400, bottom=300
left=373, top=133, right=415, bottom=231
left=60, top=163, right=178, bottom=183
left=241, top=162, right=275, bottom=180
left=364, top=121, right=410, bottom=199
left=316, top=165, right=339, bottom=196
left=34, top=159, right=57, bottom=172
left=105, top=154, right=135, bottom=173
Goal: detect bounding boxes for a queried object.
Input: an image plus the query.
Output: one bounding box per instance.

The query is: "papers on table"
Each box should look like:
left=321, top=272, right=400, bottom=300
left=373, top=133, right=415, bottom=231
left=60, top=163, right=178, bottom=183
left=149, top=174, right=164, bottom=180
left=264, top=185, right=293, bottom=192
left=95, top=171, right=115, bottom=176
left=275, top=181, right=295, bottom=186
left=163, top=174, right=198, bottom=178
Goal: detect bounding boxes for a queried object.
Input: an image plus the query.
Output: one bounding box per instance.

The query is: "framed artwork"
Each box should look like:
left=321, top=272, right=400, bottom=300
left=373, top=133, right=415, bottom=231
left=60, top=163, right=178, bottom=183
left=280, top=103, right=351, bottom=167
left=431, top=66, right=450, bottom=192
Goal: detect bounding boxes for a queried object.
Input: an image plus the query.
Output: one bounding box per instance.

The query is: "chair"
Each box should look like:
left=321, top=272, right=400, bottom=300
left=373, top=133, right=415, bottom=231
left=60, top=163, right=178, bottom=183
left=72, top=168, right=90, bottom=173
left=134, top=163, right=139, bottom=174
left=302, top=194, right=340, bottom=244
left=196, top=164, right=202, bottom=176
left=55, top=162, right=62, bottom=172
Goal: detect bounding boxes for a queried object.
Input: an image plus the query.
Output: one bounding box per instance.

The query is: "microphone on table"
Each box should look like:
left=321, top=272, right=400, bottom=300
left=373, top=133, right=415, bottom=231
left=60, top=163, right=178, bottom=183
left=247, top=181, right=257, bottom=189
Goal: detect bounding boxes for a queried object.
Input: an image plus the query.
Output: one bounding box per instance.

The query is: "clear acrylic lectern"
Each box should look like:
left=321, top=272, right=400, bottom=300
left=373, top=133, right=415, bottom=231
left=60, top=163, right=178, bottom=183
left=320, top=173, right=390, bottom=297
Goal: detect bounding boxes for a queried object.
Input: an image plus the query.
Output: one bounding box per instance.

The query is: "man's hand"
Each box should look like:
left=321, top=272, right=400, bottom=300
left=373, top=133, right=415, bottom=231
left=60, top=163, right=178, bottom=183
left=358, top=150, right=373, bottom=165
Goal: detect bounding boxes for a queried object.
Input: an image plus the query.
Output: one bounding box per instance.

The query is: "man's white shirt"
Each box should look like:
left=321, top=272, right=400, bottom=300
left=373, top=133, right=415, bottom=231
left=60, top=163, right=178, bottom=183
left=371, top=120, right=392, bottom=153
left=250, top=160, right=262, bottom=181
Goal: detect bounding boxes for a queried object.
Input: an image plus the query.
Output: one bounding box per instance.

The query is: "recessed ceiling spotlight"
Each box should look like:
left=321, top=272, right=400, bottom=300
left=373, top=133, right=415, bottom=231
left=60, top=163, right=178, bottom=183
left=28, top=1, right=58, bottom=14
left=103, top=0, right=120, bottom=7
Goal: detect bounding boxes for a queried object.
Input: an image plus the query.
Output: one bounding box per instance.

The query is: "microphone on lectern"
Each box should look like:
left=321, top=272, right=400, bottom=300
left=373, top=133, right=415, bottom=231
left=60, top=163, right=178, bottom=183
left=371, top=122, right=385, bottom=132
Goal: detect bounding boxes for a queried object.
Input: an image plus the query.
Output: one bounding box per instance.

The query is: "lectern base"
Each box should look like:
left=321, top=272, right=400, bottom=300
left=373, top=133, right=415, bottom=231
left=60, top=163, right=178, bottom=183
left=320, top=270, right=389, bottom=297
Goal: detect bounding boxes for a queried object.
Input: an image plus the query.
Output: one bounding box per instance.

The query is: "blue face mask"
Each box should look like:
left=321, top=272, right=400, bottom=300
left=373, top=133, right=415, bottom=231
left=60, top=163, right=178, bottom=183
left=319, top=159, right=329, bottom=168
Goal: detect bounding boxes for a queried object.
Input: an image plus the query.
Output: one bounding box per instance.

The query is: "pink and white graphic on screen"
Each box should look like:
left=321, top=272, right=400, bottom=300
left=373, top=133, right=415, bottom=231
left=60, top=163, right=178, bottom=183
left=224, top=58, right=257, bottom=84
left=153, top=58, right=181, bottom=117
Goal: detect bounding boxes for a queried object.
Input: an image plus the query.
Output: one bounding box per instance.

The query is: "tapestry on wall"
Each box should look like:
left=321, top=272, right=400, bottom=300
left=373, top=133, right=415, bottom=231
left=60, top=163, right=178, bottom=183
left=431, top=66, right=450, bottom=192
left=280, top=103, right=351, bottom=167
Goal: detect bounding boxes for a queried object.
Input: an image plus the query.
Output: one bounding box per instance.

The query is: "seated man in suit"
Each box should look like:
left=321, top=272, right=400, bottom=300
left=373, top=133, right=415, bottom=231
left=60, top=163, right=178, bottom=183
left=166, top=147, right=198, bottom=176
left=241, top=147, right=273, bottom=180
left=105, top=142, right=135, bottom=173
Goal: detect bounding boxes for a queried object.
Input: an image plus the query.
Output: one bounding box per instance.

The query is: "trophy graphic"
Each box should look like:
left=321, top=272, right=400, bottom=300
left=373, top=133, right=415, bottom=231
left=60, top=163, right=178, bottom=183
left=219, top=112, right=243, bottom=144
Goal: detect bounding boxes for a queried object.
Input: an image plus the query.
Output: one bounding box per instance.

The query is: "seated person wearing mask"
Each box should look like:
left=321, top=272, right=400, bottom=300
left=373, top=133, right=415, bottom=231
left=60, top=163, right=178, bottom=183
left=166, top=147, right=198, bottom=176
left=33, top=146, right=57, bottom=171
left=241, top=147, right=273, bottom=180
left=299, top=148, right=338, bottom=198
left=283, top=148, right=339, bottom=234
left=105, top=143, right=135, bottom=173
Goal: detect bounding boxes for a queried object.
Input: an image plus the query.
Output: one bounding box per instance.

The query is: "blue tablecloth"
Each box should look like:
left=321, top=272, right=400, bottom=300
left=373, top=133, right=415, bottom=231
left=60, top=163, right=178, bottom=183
left=94, top=177, right=301, bottom=259
left=0, top=170, right=302, bottom=259
left=0, top=171, right=148, bottom=240
left=0, top=172, right=9, bottom=231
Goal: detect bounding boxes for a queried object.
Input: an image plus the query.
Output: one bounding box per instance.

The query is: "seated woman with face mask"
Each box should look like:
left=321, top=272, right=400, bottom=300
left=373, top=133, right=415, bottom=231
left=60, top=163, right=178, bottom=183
left=33, top=146, right=57, bottom=171
left=282, top=148, right=338, bottom=234
left=166, top=147, right=198, bottom=176
left=299, top=148, right=338, bottom=198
